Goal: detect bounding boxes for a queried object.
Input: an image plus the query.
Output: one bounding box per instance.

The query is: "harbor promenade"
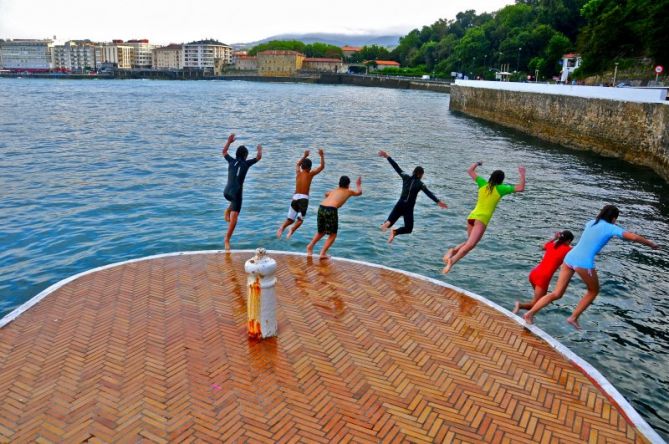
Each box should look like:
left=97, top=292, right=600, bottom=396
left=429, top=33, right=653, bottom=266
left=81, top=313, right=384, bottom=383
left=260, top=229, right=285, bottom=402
left=0, top=251, right=659, bottom=443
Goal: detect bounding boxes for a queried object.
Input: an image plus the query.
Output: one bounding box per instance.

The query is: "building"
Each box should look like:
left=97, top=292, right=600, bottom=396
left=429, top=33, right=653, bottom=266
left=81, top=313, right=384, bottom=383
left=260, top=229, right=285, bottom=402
left=341, top=45, right=362, bottom=60
left=257, top=50, right=305, bottom=77
left=302, top=58, right=344, bottom=73
left=125, top=39, right=156, bottom=68
left=0, top=39, right=54, bottom=71
left=53, top=41, right=99, bottom=72
left=96, top=41, right=134, bottom=69
left=368, top=60, right=400, bottom=71
left=153, top=44, right=183, bottom=69
left=560, top=53, right=582, bottom=82
left=232, top=55, right=257, bottom=71
left=184, top=39, right=232, bottom=73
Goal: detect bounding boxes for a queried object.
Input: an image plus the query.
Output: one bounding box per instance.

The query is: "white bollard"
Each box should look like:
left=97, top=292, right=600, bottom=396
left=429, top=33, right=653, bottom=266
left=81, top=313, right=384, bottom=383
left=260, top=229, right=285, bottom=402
left=244, top=248, right=278, bottom=339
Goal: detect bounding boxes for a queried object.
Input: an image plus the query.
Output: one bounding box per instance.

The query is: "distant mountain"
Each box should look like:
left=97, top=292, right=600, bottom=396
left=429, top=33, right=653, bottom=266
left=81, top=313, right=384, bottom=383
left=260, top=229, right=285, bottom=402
left=233, top=33, right=401, bottom=50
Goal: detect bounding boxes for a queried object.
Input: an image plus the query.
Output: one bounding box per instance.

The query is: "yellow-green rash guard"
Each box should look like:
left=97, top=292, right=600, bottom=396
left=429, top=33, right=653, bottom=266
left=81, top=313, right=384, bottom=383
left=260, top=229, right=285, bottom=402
left=467, top=176, right=516, bottom=225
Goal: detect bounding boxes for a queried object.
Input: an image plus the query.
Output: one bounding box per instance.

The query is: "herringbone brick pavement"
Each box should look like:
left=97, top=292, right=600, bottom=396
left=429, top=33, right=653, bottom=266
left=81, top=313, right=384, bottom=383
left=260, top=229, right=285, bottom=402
left=0, top=253, right=649, bottom=443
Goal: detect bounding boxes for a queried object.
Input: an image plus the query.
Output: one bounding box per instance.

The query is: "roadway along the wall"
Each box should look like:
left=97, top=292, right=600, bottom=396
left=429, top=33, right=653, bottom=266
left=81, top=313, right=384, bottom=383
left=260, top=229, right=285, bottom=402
left=450, top=85, right=669, bottom=181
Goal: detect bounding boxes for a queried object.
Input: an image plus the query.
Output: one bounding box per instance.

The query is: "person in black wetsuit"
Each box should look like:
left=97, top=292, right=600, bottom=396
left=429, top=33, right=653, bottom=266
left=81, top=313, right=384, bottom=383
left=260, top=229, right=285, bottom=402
left=222, top=133, right=262, bottom=250
left=378, top=150, right=447, bottom=243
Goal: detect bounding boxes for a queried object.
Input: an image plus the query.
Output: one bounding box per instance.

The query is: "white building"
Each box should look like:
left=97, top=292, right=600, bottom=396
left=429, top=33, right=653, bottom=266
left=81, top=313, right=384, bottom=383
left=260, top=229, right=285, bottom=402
left=53, top=41, right=99, bottom=72
left=153, top=44, right=184, bottom=69
left=125, top=39, right=156, bottom=68
left=0, top=39, right=54, bottom=71
left=560, top=53, right=582, bottom=83
left=96, top=41, right=134, bottom=69
left=184, top=39, right=232, bottom=71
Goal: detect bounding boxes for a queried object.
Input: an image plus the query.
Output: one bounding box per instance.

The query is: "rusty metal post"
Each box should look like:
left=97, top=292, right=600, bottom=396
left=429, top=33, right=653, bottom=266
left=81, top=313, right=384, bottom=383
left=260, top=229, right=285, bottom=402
left=244, top=248, right=277, bottom=339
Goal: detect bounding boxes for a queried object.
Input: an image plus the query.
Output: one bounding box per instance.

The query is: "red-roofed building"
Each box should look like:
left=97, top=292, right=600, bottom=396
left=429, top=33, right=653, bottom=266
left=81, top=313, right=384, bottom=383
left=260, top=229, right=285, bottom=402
left=560, top=53, right=582, bottom=82
left=257, top=50, right=305, bottom=76
left=341, top=45, right=362, bottom=59
left=302, top=57, right=345, bottom=73
left=368, top=60, right=400, bottom=71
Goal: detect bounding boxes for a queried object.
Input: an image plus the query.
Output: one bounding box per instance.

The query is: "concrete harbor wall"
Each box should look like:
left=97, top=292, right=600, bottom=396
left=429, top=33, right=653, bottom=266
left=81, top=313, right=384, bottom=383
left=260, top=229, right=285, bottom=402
left=450, top=84, right=669, bottom=181
left=319, top=73, right=451, bottom=93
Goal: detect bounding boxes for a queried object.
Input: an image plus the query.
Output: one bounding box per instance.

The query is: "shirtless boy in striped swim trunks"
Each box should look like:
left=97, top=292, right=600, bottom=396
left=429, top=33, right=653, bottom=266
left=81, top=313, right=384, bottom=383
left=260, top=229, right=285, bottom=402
left=277, top=149, right=325, bottom=239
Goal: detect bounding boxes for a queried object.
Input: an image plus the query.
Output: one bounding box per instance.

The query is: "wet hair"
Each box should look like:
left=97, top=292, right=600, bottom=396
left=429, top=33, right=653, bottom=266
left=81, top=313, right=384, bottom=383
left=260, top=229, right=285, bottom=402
left=594, top=204, right=619, bottom=225
left=301, top=158, right=312, bottom=171
left=339, top=175, right=351, bottom=188
left=235, top=145, right=248, bottom=160
left=554, top=230, right=574, bottom=247
left=486, top=170, right=505, bottom=193
left=412, top=166, right=424, bottom=178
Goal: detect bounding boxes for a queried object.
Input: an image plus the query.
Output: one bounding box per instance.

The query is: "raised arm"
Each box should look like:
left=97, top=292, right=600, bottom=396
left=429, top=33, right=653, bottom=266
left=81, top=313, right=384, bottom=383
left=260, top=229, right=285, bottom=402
left=622, top=231, right=659, bottom=249
left=296, top=150, right=309, bottom=174
left=514, top=165, right=526, bottom=192
left=350, top=176, right=363, bottom=196
left=468, top=162, right=480, bottom=181
left=378, top=151, right=404, bottom=176
left=421, top=184, right=447, bottom=208
left=311, top=149, right=325, bottom=175
left=255, top=144, right=263, bottom=161
left=222, top=133, right=235, bottom=159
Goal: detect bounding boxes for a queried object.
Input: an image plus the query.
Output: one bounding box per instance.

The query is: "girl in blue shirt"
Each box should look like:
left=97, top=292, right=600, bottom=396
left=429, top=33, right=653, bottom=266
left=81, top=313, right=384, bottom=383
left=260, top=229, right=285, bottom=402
left=523, top=205, right=659, bottom=329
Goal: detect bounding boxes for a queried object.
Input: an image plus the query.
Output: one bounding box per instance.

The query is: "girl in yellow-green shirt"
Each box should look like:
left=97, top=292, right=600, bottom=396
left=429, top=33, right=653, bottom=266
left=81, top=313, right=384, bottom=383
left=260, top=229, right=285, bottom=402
left=443, top=162, right=526, bottom=274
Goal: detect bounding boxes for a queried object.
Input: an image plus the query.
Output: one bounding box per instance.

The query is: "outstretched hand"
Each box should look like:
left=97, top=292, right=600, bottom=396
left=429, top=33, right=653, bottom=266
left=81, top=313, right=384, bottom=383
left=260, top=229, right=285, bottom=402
left=318, top=148, right=324, bottom=156
left=356, top=176, right=362, bottom=187
left=303, top=150, right=310, bottom=158
left=227, top=133, right=236, bottom=144
left=518, top=165, right=526, bottom=175
left=378, top=150, right=389, bottom=158
left=438, top=201, right=448, bottom=209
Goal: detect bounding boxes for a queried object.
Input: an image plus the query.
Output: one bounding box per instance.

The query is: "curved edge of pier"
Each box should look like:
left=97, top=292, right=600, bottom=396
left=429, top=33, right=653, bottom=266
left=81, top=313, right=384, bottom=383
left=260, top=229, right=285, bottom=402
left=0, top=249, right=663, bottom=443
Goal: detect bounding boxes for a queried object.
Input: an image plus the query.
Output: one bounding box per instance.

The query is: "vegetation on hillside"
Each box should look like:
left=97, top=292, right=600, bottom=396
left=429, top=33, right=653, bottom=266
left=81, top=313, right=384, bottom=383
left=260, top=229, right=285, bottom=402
left=248, top=40, right=343, bottom=58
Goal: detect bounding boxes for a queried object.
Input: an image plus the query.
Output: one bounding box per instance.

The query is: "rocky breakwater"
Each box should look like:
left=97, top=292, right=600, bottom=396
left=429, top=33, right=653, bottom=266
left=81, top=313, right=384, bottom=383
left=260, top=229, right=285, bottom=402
left=450, top=81, right=669, bottom=181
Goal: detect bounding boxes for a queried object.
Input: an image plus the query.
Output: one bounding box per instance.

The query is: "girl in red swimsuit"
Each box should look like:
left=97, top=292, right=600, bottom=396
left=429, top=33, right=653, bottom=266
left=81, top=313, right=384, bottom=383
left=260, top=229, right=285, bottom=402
left=513, top=231, right=574, bottom=315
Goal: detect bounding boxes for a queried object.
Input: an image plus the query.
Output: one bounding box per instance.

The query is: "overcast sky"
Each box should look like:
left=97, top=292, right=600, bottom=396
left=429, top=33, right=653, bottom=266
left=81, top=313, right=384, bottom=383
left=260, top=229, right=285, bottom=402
left=0, top=0, right=513, bottom=44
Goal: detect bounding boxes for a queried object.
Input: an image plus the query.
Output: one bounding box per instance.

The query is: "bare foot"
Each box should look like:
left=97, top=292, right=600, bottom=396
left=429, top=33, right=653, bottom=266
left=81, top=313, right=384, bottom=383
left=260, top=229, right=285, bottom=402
left=566, top=317, right=581, bottom=330
left=512, top=301, right=521, bottom=314
left=523, top=312, right=534, bottom=324
left=319, top=254, right=330, bottom=260
left=276, top=227, right=284, bottom=239
left=306, top=244, right=314, bottom=256
left=224, top=239, right=231, bottom=252
left=443, top=248, right=454, bottom=264
left=442, top=257, right=453, bottom=274
left=224, top=207, right=231, bottom=223
left=286, top=228, right=295, bottom=239
left=387, top=230, right=396, bottom=244
left=380, top=222, right=390, bottom=232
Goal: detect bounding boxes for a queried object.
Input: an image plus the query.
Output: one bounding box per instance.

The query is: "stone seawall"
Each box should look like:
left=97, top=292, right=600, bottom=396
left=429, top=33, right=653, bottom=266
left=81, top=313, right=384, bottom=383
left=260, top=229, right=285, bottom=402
left=450, top=85, right=669, bottom=181
left=319, top=74, right=450, bottom=93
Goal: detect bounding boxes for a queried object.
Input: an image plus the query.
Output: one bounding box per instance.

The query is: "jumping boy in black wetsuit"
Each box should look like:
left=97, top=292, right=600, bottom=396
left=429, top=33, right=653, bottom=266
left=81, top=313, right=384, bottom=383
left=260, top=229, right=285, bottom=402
left=378, top=150, right=447, bottom=243
left=222, top=133, right=262, bottom=251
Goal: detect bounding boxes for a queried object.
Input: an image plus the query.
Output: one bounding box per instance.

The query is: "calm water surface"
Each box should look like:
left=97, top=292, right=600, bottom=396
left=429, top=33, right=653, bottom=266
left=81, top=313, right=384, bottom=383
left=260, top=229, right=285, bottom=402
left=1, top=78, right=668, bottom=437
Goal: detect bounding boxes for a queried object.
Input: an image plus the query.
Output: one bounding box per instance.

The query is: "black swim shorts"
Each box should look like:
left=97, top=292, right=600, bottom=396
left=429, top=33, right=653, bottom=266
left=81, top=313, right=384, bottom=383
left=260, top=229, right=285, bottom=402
left=317, top=205, right=338, bottom=235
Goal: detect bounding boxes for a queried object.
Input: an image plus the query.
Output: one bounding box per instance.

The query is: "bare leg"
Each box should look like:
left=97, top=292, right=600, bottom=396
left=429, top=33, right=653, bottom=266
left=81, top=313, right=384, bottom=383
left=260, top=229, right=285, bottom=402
left=319, top=233, right=337, bottom=259
left=567, top=268, right=600, bottom=330
left=514, top=284, right=548, bottom=314
left=286, top=218, right=303, bottom=239
left=307, top=232, right=325, bottom=256
left=380, top=221, right=391, bottom=232
left=387, top=229, right=396, bottom=244
left=224, top=211, right=239, bottom=251
left=443, top=223, right=473, bottom=264
left=523, top=265, right=574, bottom=324
left=224, top=206, right=231, bottom=223
left=443, top=221, right=486, bottom=274
left=277, top=218, right=294, bottom=238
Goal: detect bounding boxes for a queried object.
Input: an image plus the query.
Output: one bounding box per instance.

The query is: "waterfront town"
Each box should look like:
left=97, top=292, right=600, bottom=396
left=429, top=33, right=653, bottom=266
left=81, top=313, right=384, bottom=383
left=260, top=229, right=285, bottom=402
left=0, top=38, right=403, bottom=77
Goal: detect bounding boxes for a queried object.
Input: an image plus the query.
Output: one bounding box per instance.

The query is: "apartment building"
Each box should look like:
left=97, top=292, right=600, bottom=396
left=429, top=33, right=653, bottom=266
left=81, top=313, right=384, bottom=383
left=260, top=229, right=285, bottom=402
left=257, top=50, right=305, bottom=77
left=232, top=55, right=257, bottom=71
left=53, top=41, right=99, bottom=72
left=125, top=39, right=155, bottom=68
left=153, top=44, right=184, bottom=69
left=0, top=39, right=54, bottom=71
left=96, top=41, right=134, bottom=69
left=183, top=39, right=232, bottom=72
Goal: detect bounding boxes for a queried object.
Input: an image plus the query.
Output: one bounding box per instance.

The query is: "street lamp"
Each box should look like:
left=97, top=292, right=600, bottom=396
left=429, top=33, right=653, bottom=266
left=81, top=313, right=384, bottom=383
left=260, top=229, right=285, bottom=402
left=613, top=62, right=619, bottom=85
left=516, top=47, right=522, bottom=72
